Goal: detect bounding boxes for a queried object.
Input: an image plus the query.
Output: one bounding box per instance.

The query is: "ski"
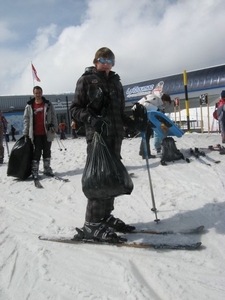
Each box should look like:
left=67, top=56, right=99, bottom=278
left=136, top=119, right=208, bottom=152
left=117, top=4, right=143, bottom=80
left=34, top=178, right=43, bottom=188
left=40, top=171, right=69, bottom=182
left=127, top=225, right=204, bottom=235
left=52, top=175, right=69, bottom=182
left=38, top=236, right=202, bottom=250
left=204, top=156, right=221, bottom=164
left=199, top=145, right=225, bottom=154
left=190, top=148, right=211, bottom=166
left=194, top=148, right=221, bottom=164
left=208, top=144, right=223, bottom=151
left=190, top=156, right=211, bottom=166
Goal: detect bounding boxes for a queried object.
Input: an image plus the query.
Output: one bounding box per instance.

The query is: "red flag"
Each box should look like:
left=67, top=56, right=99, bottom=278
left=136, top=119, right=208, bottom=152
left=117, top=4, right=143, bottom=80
left=31, top=63, right=41, bottom=82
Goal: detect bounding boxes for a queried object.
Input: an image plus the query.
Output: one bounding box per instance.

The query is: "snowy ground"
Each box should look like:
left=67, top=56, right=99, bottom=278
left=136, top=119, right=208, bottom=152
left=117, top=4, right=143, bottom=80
left=1, top=132, right=225, bottom=300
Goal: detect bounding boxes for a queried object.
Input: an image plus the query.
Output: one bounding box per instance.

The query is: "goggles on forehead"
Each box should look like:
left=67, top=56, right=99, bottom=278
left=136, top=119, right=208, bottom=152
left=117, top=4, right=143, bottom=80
left=97, top=57, right=114, bottom=65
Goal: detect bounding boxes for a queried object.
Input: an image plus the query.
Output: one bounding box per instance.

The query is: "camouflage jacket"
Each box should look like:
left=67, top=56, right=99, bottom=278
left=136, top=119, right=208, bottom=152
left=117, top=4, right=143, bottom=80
left=70, top=67, right=131, bottom=142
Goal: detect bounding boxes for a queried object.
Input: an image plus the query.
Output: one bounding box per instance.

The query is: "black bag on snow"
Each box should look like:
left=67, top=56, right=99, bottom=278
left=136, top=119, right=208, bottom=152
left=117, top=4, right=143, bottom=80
left=7, top=136, right=33, bottom=180
left=161, top=137, right=185, bottom=165
left=82, top=132, right=133, bottom=199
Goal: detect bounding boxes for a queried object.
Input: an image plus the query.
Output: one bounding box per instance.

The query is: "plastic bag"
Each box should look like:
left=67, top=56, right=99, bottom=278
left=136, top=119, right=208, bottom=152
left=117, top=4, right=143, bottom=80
left=7, top=136, right=33, bottom=180
left=82, top=132, right=133, bottom=199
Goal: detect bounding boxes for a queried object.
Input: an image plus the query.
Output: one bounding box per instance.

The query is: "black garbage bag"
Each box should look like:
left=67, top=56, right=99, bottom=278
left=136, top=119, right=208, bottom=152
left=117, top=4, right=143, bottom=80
left=82, top=132, right=133, bottom=199
left=7, top=136, right=33, bottom=180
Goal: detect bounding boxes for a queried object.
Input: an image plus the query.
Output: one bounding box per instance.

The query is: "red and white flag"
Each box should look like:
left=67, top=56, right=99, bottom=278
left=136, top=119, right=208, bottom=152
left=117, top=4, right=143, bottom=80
left=31, top=63, right=41, bottom=82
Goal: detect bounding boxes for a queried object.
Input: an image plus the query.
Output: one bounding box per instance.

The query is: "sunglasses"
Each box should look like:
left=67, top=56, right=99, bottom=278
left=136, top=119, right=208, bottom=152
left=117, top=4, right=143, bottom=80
left=97, top=57, right=114, bottom=65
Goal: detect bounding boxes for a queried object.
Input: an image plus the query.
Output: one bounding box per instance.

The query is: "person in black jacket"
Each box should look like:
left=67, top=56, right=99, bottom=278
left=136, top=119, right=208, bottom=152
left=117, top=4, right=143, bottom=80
left=0, top=110, right=8, bottom=164
left=11, top=125, right=16, bottom=141
left=70, top=47, right=146, bottom=243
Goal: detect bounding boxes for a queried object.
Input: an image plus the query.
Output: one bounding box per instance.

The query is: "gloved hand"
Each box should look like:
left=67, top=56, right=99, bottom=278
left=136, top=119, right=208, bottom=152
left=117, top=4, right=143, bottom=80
left=88, top=115, right=105, bottom=133
left=132, top=102, right=148, bottom=131
left=23, top=135, right=29, bottom=142
left=125, top=115, right=146, bottom=132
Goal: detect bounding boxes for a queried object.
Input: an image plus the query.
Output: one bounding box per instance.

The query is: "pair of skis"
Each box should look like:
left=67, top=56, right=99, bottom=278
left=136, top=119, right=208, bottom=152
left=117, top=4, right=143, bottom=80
left=207, top=145, right=225, bottom=155
left=197, top=145, right=225, bottom=155
left=39, top=225, right=204, bottom=251
left=190, top=148, right=220, bottom=166
left=208, top=144, right=223, bottom=151
left=34, top=174, right=69, bottom=188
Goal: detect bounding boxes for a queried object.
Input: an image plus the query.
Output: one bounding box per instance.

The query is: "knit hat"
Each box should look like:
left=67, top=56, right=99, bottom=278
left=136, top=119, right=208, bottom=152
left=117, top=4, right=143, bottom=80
left=221, top=90, right=225, bottom=98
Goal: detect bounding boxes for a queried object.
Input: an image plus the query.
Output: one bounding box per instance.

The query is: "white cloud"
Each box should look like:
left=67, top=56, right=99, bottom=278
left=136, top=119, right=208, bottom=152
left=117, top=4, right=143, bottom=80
left=0, top=21, right=17, bottom=42
left=0, top=0, right=225, bottom=95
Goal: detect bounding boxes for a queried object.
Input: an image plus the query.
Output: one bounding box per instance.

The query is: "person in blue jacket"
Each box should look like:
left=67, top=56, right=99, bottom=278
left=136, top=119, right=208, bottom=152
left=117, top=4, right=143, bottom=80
left=134, top=93, right=171, bottom=157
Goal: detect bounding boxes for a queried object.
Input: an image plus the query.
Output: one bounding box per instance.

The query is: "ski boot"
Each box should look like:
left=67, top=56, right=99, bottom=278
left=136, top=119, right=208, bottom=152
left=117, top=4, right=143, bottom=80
left=73, top=222, right=127, bottom=243
left=102, top=215, right=135, bottom=233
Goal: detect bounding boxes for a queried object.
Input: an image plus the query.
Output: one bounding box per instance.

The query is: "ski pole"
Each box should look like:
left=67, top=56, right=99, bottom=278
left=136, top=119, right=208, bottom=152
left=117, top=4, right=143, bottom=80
left=55, top=134, right=62, bottom=151
left=58, top=136, right=67, bottom=151
left=4, top=134, right=10, bottom=157
left=141, top=131, right=160, bottom=223
left=55, top=133, right=67, bottom=151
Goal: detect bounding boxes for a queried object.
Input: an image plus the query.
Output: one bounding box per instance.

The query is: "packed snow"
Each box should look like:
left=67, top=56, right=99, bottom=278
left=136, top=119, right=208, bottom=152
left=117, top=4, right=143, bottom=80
left=1, top=132, right=225, bottom=300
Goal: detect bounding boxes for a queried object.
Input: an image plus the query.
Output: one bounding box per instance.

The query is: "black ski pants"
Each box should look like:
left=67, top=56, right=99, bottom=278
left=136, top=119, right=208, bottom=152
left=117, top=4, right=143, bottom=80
left=33, top=135, right=52, bottom=161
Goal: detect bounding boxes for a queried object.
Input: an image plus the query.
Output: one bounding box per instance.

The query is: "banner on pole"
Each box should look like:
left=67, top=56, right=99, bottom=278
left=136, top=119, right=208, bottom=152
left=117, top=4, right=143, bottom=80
left=31, top=63, right=41, bottom=82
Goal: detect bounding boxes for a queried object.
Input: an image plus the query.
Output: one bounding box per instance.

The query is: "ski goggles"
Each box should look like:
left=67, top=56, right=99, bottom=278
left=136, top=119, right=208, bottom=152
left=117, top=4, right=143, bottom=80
left=97, top=57, right=114, bottom=65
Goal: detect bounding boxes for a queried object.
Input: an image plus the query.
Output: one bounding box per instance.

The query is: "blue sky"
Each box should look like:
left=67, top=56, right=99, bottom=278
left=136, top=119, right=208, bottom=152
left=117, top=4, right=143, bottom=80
left=0, top=0, right=225, bottom=96
left=1, top=0, right=87, bottom=49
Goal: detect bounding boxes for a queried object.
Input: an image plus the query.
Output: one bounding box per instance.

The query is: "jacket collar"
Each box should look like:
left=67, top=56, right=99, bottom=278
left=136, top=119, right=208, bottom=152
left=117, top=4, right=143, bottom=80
left=27, top=96, right=48, bottom=105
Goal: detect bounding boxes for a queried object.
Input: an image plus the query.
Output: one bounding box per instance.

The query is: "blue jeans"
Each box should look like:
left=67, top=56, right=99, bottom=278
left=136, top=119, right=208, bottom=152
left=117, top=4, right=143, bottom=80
left=154, top=131, right=162, bottom=151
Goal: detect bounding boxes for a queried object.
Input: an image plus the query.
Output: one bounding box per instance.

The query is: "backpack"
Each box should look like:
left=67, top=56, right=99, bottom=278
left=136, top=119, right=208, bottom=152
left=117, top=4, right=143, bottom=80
left=161, top=137, right=186, bottom=165
left=213, top=110, right=218, bottom=120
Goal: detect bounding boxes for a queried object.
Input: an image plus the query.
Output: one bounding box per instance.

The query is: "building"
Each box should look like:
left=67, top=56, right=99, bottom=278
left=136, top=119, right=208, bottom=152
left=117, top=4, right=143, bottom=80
left=123, top=64, right=225, bottom=132
left=1, top=64, right=225, bottom=134
left=123, top=64, right=225, bottom=110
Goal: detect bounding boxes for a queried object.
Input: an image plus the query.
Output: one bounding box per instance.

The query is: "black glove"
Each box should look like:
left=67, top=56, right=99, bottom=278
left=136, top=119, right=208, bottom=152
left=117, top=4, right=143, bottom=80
left=47, top=123, right=54, bottom=131
left=88, top=115, right=105, bottom=133
left=132, top=102, right=148, bottom=131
